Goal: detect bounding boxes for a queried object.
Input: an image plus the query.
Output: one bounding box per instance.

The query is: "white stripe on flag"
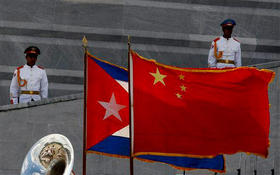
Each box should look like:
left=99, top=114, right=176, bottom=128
left=112, top=125, right=129, bottom=138
left=116, top=80, right=128, bottom=92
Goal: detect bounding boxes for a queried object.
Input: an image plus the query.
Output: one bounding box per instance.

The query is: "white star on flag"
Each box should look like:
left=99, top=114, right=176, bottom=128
left=98, top=93, right=126, bottom=121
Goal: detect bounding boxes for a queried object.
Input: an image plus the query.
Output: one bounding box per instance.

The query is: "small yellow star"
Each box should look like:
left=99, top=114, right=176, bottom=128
left=180, top=85, right=186, bottom=92
left=176, top=93, right=182, bottom=99
left=179, top=74, right=185, bottom=80
left=150, top=68, right=167, bottom=86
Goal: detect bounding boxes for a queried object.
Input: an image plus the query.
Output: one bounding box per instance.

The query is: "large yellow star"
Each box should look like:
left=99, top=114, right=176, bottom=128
left=150, top=68, right=167, bottom=86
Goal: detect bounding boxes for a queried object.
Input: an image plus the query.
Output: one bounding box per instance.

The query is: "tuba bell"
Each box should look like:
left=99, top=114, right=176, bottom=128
left=20, top=134, right=74, bottom=175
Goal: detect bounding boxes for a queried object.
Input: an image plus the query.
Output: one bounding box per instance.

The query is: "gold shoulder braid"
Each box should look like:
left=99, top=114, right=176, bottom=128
left=214, top=41, right=223, bottom=59
left=17, top=68, right=27, bottom=87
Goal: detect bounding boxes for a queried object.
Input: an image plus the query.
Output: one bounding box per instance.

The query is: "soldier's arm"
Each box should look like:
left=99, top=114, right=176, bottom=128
left=40, top=70, right=48, bottom=99
left=208, top=41, right=217, bottom=68
left=235, top=44, right=241, bottom=67
left=10, top=70, right=19, bottom=104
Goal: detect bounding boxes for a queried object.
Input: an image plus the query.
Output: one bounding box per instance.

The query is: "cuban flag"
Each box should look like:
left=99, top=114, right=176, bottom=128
left=86, top=53, right=225, bottom=172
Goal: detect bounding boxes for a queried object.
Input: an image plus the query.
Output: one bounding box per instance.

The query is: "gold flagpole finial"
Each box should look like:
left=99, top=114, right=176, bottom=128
left=128, top=35, right=131, bottom=51
left=128, top=35, right=131, bottom=43
left=82, top=36, right=88, bottom=48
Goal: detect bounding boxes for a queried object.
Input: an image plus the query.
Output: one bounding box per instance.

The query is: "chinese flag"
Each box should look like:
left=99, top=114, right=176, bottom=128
left=132, top=51, right=274, bottom=158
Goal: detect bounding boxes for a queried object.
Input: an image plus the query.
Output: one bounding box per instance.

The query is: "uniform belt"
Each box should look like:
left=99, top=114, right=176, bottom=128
left=20, top=91, right=40, bottom=95
left=217, top=59, right=235, bottom=64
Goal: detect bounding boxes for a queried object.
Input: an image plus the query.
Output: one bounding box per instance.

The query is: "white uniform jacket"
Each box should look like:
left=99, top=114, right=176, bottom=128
left=208, top=36, right=241, bottom=68
left=10, top=64, right=48, bottom=104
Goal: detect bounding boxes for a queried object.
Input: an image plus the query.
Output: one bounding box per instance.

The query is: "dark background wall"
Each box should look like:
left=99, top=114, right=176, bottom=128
left=0, top=0, right=279, bottom=105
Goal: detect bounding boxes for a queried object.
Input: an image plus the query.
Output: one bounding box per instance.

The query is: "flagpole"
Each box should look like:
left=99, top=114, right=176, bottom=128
left=128, top=35, right=134, bottom=175
left=271, top=156, right=275, bottom=175
left=82, top=36, right=88, bottom=175
left=237, top=153, right=242, bottom=175
left=254, top=156, right=257, bottom=175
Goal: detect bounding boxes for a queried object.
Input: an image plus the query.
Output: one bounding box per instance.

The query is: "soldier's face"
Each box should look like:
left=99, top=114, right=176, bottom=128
left=26, top=54, right=37, bottom=67
left=222, top=26, right=233, bottom=37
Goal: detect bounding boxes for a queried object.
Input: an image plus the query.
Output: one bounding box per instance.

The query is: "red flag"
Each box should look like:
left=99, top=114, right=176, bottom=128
left=131, top=51, right=274, bottom=158
left=86, top=54, right=129, bottom=150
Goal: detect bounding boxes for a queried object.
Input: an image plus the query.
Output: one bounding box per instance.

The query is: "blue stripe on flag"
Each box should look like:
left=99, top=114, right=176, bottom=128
left=90, top=56, right=128, bottom=82
left=88, top=136, right=224, bottom=171
left=89, top=136, right=130, bottom=156
left=137, top=154, right=224, bottom=170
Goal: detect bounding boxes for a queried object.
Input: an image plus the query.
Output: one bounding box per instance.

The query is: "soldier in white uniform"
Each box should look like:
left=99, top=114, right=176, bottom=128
left=208, top=19, right=241, bottom=68
left=10, top=46, right=48, bottom=104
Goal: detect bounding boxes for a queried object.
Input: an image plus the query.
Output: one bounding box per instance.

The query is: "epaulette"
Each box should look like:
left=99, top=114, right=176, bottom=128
left=213, top=37, right=220, bottom=42
left=17, top=65, right=24, bottom=70
left=233, top=37, right=240, bottom=43
left=38, top=65, right=44, bottom=69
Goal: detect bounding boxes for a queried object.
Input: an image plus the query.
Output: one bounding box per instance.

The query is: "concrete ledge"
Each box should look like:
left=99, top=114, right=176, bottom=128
left=249, top=60, right=280, bottom=69
left=0, top=93, right=83, bottom=112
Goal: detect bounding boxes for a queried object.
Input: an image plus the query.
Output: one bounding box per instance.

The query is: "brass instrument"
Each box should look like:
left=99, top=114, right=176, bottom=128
left=20, top=134, right=74, bottom=175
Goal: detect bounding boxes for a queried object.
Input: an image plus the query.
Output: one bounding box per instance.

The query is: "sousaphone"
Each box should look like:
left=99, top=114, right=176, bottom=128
left=20, top=134, right=74, bottom=175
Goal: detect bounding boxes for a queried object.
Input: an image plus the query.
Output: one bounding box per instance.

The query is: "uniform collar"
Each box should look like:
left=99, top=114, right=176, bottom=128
left=25, top=64, right=37, bottom=69
left=222, top=36, right=232, bottom=41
